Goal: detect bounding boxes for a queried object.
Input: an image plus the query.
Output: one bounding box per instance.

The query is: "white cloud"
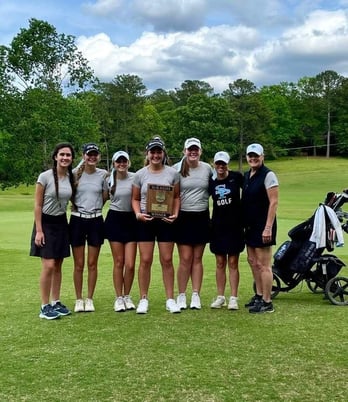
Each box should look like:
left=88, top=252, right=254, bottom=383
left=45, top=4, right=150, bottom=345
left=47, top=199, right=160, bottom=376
left=83, top=0, right=123, bottom=16
left=251, top=9, right=348, bottom=85
left=77, top=24, right=260, bottom=91
left=3, top=0, right=348, bottom=92
left=132, top=0, right=207, bottom=31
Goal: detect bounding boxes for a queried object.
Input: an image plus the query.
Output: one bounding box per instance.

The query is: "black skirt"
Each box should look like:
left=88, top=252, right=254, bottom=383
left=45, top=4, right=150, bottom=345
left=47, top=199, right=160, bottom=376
left=30, top=213, right=70, bottom=259
left=174, top=210, right=210, bottom=245
left=104, top=210, right=137, bottom=243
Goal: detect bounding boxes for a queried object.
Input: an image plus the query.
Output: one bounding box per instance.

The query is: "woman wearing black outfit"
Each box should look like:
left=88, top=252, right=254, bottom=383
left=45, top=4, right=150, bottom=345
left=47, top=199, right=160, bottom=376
left=209, top=151, right=244, bottom=310
left=242, top=143, right=279, bottom=314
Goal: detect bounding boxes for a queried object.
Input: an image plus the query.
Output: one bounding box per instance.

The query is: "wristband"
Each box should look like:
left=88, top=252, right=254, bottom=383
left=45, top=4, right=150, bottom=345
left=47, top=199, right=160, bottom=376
left=136, top=212, right=142, bottom=220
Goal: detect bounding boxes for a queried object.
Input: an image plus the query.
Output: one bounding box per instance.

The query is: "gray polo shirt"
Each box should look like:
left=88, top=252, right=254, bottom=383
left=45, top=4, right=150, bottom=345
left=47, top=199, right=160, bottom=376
left=73, top=168, right=108, bottom=213
left=109, top=172, right=135, bottom=212
left=133, top=165, right=179, bottom=213
left=173, top=161, right=213, bottom=212
left=37, top=169, right=72, bottom=216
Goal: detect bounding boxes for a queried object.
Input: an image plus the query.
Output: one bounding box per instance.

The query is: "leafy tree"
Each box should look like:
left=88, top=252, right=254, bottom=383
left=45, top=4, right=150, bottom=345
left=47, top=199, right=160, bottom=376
left=296, top=76, right=327, bottom=156
left=330, top=77, right=348, bottom=154
left=222, top=79, right=271, bottom=169
left=170, top=80, right=214, bottom=106
left=169, top=93, right=232, bottom=163
left=314, top=70, right=344, bottom=157
left=1, top=18, right=94, bottom=92
left=0, top=88, right=100, bottom=186
left=91, top=75, right=147, bottom=169
left=259, top=83, right=301, bottom=155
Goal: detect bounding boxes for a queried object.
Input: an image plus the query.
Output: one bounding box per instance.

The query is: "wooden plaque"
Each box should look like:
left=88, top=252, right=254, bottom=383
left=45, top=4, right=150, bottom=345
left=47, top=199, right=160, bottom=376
left=146, top=184, right=174, bottom=217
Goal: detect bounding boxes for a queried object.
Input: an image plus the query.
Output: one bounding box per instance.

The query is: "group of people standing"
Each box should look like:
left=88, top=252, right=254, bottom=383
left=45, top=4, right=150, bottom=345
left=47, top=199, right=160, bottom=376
left=30, top=137, right=279, bottom=320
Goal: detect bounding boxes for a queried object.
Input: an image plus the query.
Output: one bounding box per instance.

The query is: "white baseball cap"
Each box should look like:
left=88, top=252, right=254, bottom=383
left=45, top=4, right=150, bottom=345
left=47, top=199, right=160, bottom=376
left=112, top=150, right=130, bottom=162
left=246, top=143, right=264, bottom=156
left=214, top=151, right=230, bottom=164
left=184, top=137, right=201, bottom=149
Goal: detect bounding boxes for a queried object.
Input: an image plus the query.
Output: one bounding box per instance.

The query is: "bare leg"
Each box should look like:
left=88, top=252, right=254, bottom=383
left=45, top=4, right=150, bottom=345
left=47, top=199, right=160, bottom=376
left=137, top=241, right=155, bottom=298
left=158, top=241, right=175, bottom=299
left=176, top=244, right=193, bottom=294
left=86, top=245, right=101, bottom=299
left=228, top=254, right=240, bottom=297
left=215, top=254, right=227, bottom=295
left=191, top=244, right=206, bottom=293
left=72, top=245, right=85, bottom=299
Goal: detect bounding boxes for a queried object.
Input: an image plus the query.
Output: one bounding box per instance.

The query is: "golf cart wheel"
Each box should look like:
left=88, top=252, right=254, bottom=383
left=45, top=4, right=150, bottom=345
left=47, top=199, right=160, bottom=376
left=253, top=273, right=281, bottom=299
left=306, top=279, right=324, bottom=294
left=324, top=276, right=348, bottom=306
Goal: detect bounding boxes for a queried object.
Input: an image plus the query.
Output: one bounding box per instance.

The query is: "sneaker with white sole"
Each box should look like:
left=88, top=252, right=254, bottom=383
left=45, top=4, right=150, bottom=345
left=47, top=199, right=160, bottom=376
left=39, top=304, right=60, bottom=320
left=177, top=293, right=187, bottom=310
left=74, top=299, right=84, bottom=313
left=210, top=295, right=226, bottom=309
left=249, top=300, right=274, bottom=314
left=114, top=296, right=126, bottom=312
left=190, top=292, right=201, bottom=310
left=228, top=296, right=239, bottom=310
left=124, top=295, right=135, bottom=310
left=52, top=301, right=71, bottom=316
left=136, top=298, right=149, bottom=314
left=166, top=298, right=181, bottom=313
left=84, top=298, right=95, bottom=312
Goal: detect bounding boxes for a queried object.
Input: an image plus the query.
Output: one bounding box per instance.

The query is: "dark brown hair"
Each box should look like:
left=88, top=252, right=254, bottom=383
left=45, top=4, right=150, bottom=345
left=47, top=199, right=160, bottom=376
left=51, top=142, right=76, bottom=203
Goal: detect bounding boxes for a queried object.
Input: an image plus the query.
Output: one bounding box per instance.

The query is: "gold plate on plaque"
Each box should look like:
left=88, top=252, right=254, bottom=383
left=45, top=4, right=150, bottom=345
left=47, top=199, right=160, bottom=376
left=146, top=184, right=174, bottom=217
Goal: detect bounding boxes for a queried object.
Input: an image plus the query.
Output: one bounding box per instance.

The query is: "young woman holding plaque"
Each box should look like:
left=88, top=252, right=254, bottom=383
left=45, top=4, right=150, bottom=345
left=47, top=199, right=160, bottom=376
left=174, top=138, right=213, bottom=310
left=131, top=137, right=181, bottom=314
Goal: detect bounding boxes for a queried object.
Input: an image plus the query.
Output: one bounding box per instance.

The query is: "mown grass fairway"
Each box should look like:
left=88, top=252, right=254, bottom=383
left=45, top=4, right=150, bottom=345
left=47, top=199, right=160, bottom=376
left=1, top=157, right=348, bottom=401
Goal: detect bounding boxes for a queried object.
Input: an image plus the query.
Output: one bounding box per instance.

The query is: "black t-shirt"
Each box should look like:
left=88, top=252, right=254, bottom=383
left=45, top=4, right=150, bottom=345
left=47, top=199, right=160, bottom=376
left=209, top=171, right=243, bottom=228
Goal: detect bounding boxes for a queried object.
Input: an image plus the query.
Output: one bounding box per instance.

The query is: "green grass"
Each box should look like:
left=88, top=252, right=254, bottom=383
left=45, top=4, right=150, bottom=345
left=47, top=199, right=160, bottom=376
left=1, top=157, right=348, bottom=401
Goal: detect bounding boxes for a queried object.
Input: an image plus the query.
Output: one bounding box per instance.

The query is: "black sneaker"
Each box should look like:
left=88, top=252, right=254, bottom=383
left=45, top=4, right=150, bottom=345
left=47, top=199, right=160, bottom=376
left=244, top=294, right=262, bottom=308
left=52, top=301, right=71, bottom=316
left=248, top=298, right=263, bottom=313
left=260, top=301, right=274, bottom=313
left=249, top=300, right=274, bottom=314
left=39, top=304, right=60, bottom=320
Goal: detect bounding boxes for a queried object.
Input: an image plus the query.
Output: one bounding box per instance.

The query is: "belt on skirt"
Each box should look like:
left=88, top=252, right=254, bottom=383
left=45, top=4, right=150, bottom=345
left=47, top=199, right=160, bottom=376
left=71, top=212, right=102, bottom=219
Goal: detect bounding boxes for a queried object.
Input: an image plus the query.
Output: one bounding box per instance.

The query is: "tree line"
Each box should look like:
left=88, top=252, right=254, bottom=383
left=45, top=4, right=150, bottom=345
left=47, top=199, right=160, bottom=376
left=1, top=18, right=348, bottom=188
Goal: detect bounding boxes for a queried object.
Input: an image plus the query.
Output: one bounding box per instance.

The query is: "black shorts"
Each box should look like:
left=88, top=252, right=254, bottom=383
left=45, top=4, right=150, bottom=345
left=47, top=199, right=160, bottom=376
left=244, top=221, right=277, bottom=248
left=174, top=210, right=210, bottom=245
left=137, top=218, right=175, bottom=242
left=104, top=210, right=137, bottom=243
left=210, top=225, right=245, bottom=255
left=69, top=215, right=105, bottom=247
left=30, top=213, right=70, bottom=259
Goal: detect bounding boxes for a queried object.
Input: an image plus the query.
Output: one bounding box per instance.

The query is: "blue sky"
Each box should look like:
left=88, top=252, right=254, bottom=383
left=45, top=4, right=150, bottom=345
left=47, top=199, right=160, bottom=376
left=1, top=0, right=348, bottom=93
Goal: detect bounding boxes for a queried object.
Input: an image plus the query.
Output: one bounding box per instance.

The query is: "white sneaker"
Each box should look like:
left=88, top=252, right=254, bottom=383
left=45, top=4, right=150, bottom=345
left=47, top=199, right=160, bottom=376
left=124, top=295, right=135, bottom=310
left=228, top=296, right=239, bottom=310
left=84, top=298, right=95, bottom=312
left=114, top=297, right=126, bottom=312
left=74, top=299, right=84, bottom=313
left=177, top=293, right=187, bottom=310
left=210, top=295, right=226, bottom=309
left=190, top=293, right=201, bottom=310
left=166, top=298, right=181, bottom=314
left=136, top=298, right=149, bottom=314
